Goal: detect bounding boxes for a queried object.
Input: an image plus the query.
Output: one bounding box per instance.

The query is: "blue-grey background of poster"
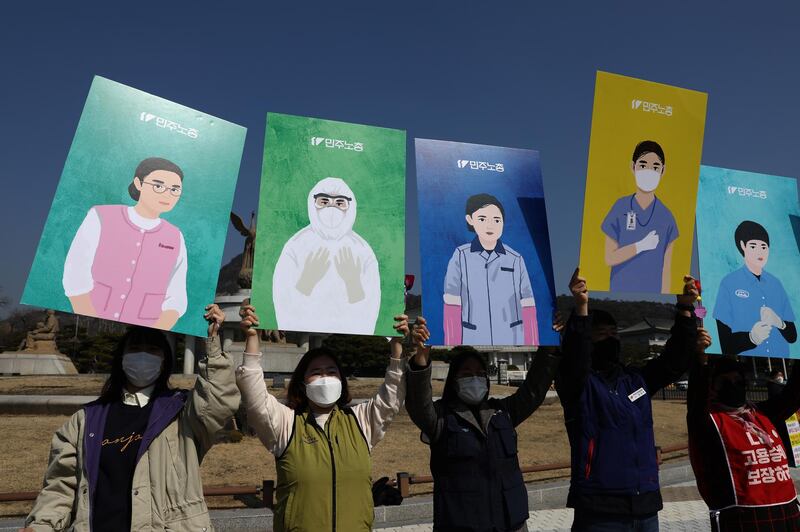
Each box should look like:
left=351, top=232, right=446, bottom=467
left=415, top=138, right=558, bottom=347
left=696, top=166, right=800, bottom=358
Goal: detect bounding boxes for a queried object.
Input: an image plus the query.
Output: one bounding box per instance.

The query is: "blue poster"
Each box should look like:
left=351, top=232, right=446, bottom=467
left=415, top=138, right=558, bottom=347
left=696, top=166, right=800, bottom=359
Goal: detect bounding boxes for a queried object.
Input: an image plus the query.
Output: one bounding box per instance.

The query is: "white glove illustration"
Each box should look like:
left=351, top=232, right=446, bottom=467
left=635, top=230, right=660, bottom=254
left=749, top=321, right=773, bottom=346
left=760, top=306, right=786, bottom=330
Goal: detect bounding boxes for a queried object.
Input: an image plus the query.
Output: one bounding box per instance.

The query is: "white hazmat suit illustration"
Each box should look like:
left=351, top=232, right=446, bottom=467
left=273, top=177, right=381, bottom=334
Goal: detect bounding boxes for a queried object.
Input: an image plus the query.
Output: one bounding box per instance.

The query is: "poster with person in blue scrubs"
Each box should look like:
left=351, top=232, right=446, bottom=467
left=415, top=138, right=558, bottom=347
left=696, top=166, right=800, bottom=358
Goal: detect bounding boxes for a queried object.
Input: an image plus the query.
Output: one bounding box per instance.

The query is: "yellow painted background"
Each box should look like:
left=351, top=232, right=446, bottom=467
left=578, top=71, right=707, bottom=294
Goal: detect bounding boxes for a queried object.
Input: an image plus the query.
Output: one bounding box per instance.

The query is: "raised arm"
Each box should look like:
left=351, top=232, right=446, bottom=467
left=554, top=268, right=593, bottom=407
left=495, top=346, right=561, bottom=426
left=404, top=317, right=445, bottom=443
left=758, top=360, right=800, bottom=422
left=351, top=315, right=408, bottom=450
left=184, top=304, right=241, bottom=459
left=234, top=302, right=295, bottom=456
left=641, top=276, right=699, bottom=394
left=686, top=329, right=713, bottom=429
left=24, top=412, right=82, bottom=531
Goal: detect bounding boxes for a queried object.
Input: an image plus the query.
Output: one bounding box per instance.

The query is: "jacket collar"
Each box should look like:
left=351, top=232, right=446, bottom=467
left=469, top=236, right=506, bottom=255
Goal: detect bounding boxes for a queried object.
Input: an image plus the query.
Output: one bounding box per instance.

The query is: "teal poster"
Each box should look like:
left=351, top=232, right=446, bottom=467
left=21, top=76, right=247, bottom=337
left=251, top=113, right=406, bottom=337
left=696, top=166, right=800, bottom=358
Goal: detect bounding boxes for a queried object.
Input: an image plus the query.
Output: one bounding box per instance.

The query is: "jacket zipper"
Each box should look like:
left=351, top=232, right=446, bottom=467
left=325, top=427, right=337, bottom=532
left=585, top=437, right=595, bottom=479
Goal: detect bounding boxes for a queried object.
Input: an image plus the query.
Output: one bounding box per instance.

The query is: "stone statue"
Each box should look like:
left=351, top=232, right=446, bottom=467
left=18, top=309, right=62, bottom=353
left=230, top=211, right=256, bottom=289
left=231, top=213, right=286, bottom=343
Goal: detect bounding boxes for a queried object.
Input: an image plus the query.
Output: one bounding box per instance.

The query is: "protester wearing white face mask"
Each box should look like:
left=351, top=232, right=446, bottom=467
left=235, top=301, right=408, bottom=532
left=601, top=140, right=678, bottom=294
left=405, top=317, right=563, bottom=532
left=23, top=304, right=240, bottom=532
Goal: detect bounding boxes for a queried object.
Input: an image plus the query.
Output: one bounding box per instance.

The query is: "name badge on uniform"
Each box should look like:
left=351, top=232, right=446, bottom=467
left=628, top=387, right=646, bottom=402
left=626, top=211, right=637, bottom=231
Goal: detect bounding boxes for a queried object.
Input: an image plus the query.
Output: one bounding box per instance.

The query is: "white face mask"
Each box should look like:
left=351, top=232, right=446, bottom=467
left=122, top=351, right=163, bottom=388
left=317, top=207, right=346, bottom=228
left=305, top=376, right=342, bottom=407
left=634, top=169, right=662, bottom=192
left=776, top=376, right=785, bottom=384
left=456, top=376, right=488, bottom=405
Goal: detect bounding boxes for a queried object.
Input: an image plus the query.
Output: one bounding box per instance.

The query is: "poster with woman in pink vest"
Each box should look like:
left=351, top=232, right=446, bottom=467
left=21, top=76, right=246, bottom=337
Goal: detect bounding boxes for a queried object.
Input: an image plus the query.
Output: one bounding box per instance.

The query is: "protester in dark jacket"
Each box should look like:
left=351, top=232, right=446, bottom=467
left=688, top=350, right=800, bottom=531
left=556, top=268, right=698, bottom=531
left=405, top=317, right=562, bottom=532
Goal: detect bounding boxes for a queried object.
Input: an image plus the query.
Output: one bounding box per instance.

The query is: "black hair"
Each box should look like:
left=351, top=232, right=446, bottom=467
left=128, top=157, right=184, bottom=201
left=443, top=347, right=488, bottom=402
left=590, top=309, right=617, bottom=329
left=286, top=347, right=351, bottom=411
left=710, top=356, right=746, bottom=384
left=98, top=326, right=174, bottom=404
left=735, top=221, right=770, bottom=256
left=632, top=140, right=665, bottom=166
left=465, top=193, right=505, bottom=232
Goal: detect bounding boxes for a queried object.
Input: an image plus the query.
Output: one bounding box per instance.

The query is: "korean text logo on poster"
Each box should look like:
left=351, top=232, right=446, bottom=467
left=21, top=76, right=246, bottom=337
left=415, top=138, right=558, bottom=347
left=696, top=166, right=800, bottom=359
left=251, top=113, right=406, bottom=336
left=579, top=71, right=707, bottom=294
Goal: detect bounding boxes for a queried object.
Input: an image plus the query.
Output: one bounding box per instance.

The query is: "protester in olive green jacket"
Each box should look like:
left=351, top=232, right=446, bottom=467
left=22, top=304, right=240, bottom=532
left=236, top=302, right=408, bottom=532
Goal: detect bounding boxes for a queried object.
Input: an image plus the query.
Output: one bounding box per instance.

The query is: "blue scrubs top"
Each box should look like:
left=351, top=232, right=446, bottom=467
left=444, top=237, right=535, bottom=345
left=601, top=194, right=678, bottom=293
left=713, top=266, right=796, bottom=357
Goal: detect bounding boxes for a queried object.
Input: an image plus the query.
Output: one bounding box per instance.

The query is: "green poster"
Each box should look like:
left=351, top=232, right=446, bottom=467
left=251, top=113, right=406, bottom=336
left=21, top=76, right=246, bottom=337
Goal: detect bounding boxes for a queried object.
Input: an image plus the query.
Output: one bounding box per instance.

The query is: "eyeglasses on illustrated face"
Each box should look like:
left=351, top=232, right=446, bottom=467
left=141, top=180, right=182, bottom=197
left=313, top=193, right=351, bottom=210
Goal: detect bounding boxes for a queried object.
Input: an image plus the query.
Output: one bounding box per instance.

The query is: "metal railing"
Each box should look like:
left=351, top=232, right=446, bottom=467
left=0, top=446, right=692, bottom=507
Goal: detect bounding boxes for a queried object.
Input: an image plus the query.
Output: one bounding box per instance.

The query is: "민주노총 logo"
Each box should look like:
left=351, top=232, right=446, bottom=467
left=727, top=185, right=768, bottom=200
left=631, top=98, right=673, bottom=117
left=139, top=112, right=199, bottom=139
left=310, top=136, right=364, bottom=152
left=457, top=160, right=505, bottom=172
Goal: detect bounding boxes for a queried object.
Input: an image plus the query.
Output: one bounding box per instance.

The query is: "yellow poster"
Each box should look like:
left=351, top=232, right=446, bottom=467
left=579, top=71, right=707, bottom=294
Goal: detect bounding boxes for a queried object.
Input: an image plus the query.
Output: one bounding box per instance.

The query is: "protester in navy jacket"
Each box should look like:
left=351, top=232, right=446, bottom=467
left=556, top=268, right=698, bottom=531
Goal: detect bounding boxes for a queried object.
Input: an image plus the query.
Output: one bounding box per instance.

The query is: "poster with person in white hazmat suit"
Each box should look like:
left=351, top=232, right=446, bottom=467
left=251, top=113, right=406, bottom=336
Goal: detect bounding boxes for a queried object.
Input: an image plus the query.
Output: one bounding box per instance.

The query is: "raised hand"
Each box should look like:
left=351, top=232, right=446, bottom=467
left=389, top=314, right=410, bottom=359
left=296, top=248, right=331, bottom=296
left=334, top=247, right=365, bottom=303
left=676, top=275, right=700, bottom=307
left=569, top=267, right=589, bottom=316
left=204, top=303, right=225, bottom=337
left=238, top=299, right=260, bottom=338
left=411, top=317, right=431, bottom=366
left=635, top=230, right=659, bottom=254
left=696, top=327, right=712, bottom=353
left=552, top=311, right=567, bottom=334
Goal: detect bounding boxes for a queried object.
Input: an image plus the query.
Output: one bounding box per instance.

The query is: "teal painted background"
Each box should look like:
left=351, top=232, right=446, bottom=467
left=696, top=165, right=800, bottom=358
left=251, top=113, right=406, bottom=336
left=21, top=76, right=246, bottom=337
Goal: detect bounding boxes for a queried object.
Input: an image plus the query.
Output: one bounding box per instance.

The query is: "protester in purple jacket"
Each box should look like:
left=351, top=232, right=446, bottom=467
left=22, top=304, right=239, bottom=532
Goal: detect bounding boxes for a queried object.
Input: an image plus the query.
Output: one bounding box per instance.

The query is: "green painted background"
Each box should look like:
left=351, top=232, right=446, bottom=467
left=21, top=76, right=246, bottom=337
left=251, top=113, right=406, bottom=336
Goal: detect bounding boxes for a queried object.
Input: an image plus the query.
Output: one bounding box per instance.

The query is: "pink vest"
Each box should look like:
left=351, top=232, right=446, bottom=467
left=90, top=205, right=181, bottom=327
left=709, top=410, right=796, bottom=507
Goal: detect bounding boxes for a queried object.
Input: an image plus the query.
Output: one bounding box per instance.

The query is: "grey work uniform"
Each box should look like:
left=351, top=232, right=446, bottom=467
left=444, top=237, right=535, bottom=345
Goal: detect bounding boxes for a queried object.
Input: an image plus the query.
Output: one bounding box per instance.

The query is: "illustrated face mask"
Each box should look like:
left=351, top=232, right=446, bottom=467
left=456, top=376, right=488, bottom=405
left=318, top=207, right=346, bottom=228
left=122, top=351, right=163, bottom=388
left=305, top=376, right=343, bottom=407
left=635, top=169, right=661, bottom=192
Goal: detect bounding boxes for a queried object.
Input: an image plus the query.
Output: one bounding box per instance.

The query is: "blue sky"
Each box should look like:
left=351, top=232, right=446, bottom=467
left=1, top=2, right=799, bottom=317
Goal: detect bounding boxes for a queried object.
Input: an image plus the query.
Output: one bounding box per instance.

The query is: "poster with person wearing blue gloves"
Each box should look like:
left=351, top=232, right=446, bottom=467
left=415, top=138, right=558, bottom=347
left=696, top=166, right=800, bottom=358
